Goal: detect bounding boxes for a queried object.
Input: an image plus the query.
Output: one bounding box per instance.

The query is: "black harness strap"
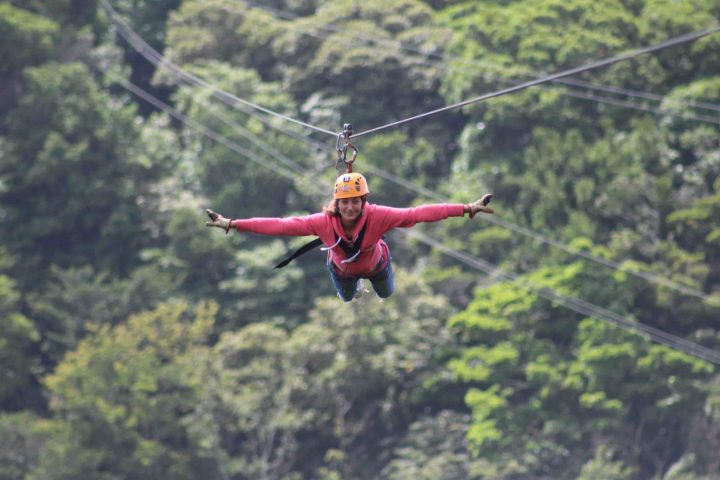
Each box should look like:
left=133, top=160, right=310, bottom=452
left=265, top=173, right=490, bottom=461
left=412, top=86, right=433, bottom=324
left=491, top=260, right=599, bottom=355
left=274, top=221, right=369, bottom=269
left=337, top=221, right=368, bottom=260
left=273, top=238, right=324, bottom=269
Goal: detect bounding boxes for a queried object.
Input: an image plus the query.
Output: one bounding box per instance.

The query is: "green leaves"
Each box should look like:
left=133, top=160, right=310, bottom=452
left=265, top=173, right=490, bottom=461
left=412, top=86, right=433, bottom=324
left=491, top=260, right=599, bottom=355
left=41, top=301, right=218, bottom=479
left=1, top=62, right=157, bottom=284
left=0, top=275, right=39, bottom=410
left=0, top=0, right=719, bottom=477
left=187, top=269, right=456, bottom=478
left=449, top=255, right=717, bottom=477
left=0, top=4, right=58, bottom=76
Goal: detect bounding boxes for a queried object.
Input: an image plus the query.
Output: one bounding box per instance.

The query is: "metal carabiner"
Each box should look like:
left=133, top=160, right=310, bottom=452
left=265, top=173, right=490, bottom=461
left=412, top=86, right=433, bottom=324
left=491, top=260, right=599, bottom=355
left=336, top=123, right=359, bottom=173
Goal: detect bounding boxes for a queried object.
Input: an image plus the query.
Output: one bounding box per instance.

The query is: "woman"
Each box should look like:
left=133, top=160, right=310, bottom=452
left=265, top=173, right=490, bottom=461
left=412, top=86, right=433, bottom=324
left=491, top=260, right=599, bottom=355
left=206, top=173, right=494, bottom=301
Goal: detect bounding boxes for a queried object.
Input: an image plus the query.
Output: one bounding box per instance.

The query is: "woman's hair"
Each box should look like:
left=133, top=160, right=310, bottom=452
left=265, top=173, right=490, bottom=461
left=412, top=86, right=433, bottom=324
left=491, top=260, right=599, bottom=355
left=323, top=199, right=339, bottom=216
left=323, top=195, right=367, bottom=216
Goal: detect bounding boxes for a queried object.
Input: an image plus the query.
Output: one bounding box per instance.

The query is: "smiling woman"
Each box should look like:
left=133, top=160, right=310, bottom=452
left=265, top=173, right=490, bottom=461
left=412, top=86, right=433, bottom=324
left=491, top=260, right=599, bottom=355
left=206, top=173, right=493, bottom=301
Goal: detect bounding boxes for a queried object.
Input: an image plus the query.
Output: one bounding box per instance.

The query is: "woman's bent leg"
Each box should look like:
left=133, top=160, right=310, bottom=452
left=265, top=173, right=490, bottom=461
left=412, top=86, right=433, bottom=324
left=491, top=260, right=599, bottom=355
left=327, top=260, right=360, bottom=302
left=368, top=258, right=395, bottom=299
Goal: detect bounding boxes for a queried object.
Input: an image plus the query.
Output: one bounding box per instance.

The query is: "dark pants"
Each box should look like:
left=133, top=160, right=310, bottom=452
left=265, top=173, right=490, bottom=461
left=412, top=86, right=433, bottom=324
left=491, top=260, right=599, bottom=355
left=327, top=257, right=395, bottom=302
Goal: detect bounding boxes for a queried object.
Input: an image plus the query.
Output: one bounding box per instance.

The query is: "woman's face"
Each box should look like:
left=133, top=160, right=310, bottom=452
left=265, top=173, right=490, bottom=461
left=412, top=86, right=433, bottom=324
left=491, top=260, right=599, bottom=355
left=338, top=197, right=363, bottom=222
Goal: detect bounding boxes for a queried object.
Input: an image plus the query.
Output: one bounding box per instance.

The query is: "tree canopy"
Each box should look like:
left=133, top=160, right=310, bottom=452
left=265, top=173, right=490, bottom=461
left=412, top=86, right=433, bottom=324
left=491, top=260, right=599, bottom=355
left=1, top=0, right=719, bottom=478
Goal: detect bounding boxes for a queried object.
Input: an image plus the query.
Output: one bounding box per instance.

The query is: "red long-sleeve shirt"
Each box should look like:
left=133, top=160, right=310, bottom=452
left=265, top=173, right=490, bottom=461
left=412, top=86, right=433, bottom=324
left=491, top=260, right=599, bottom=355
left=232, top=202, right=466, bottom=276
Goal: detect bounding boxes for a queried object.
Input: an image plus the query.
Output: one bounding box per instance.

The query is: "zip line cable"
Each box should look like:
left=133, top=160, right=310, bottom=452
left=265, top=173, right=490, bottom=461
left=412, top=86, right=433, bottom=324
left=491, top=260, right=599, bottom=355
left=102, top=1, right=714, bottom=298
left=103, top=75, right=720, bottom=366
left=104, top=24, right=332, bottom=174
left=192, top=101, right=313, bottom=173
left=104, top=0, right=720, bottom=139
left=519, top=85, right=720, bottom=125
left=103, top=9, right=711, bottom=299
left=101, top=0, right=338, bottom=149
left=364, top=167, right=709, bottom=299
left=105, top=0, right=720, bottom=137
left=99, top=0, right=336, bottom=137
left=230, top=0, right=720, bottom=119
left=550, top=77, right=720, bottom=115
left=412, top=233, right=720, bottom=366
left=235, top=0, right=720, bottom=126
left=109, top=69, right=330, bottom=204
left=352, top=26, right=720, bottom=137
left=105, top=72, right=301, bottom=181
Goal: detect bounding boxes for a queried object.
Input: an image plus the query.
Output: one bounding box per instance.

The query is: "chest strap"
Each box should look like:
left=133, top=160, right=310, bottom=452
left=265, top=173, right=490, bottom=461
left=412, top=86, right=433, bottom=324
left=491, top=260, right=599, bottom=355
left=274, top=221, right=369, bottom=269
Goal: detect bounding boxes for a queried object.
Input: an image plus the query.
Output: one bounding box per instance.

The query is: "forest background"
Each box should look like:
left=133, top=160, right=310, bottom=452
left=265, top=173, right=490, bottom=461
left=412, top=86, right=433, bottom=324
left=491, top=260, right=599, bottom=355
left=1, top=0, right=720, bottom=478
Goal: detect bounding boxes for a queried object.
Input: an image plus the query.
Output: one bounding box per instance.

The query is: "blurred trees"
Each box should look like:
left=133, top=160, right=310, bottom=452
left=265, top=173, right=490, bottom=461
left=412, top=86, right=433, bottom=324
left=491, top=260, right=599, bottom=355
left=448, top=259, right=717, bottom=478
left=186, top=270, right=457, bottom=479
left=0, top=62, right=162, bottom=285
left=36, top=301, right=219, bottom=479
left=0, top=275, right=39, bottom=411
left=0, top=0, right=718, bottom=478
left=0, top=3, right=58, bottom=78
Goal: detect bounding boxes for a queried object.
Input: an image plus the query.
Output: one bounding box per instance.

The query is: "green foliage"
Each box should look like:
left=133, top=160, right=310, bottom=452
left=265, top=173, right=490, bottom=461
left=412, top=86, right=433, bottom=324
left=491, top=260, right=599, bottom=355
left=0, top=3, right=58, bottom=77
left=638, top=0, right=720, bottom=79
left=435, top=0, right=720, bottom=303
left=218, top=238, right=316, bottom=328
left=381, top=411, right=481, bottom=480
left=0, top=275, right=39, bottom=410
left=17, top=0, right=100, bottom=28
left=439, top=0, right=638, bottom=131
left=291, top=270, right=455, bottom=477
left=165, top=1, right=282, bottom=79
left=165, top=0, right=454, bottom=142
left=577, top=445, right=636, bottom=480
left=279, top=0, right=451, bottom=131
left=1, top=0, right=719, bottom=477
left=0, top=411, right=48, bottom=480
left=184, top=322, right=297, bottom=479
left=26, top=264, right=179, bottom=368
left=677, top=377, right=720, bottom=475
left=449, top=259, right=716, bottom=478
left=186, top=270, right=456, bottom=479
left=151, top=208, right=237, bottom=298
left=38, top=301, right=218, bottom=479
left=363, top=131, right=444, bottom=206
left=0, top=62, right=159, bottom=286
left=169, top=64, right=307, bottom=218
left=111, top=0, right=181, bottom=49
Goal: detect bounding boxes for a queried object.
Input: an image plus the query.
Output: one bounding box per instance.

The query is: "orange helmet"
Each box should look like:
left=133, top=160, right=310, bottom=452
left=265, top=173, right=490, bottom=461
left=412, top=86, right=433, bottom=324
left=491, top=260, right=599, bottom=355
left=334, top=173, right=369, bottom=199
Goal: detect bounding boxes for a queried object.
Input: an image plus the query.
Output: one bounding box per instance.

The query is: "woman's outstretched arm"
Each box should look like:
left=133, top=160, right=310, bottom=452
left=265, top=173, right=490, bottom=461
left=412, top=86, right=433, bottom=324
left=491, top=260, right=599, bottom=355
left=205, top=208, right=321, bottom=236
left=373, top=194, right=494, bottom=231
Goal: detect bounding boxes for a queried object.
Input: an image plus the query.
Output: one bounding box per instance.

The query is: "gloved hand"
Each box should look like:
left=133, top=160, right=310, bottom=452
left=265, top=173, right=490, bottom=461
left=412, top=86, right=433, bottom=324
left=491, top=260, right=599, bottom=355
left=466, top=194, right=494, bottom=218
left=205, top=208, right=233, bottom=233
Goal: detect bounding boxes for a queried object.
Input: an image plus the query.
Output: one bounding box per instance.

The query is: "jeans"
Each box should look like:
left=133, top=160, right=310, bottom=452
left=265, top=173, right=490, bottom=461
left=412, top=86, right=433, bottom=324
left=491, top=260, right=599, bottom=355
left=327, top=256, right=395, bottom=302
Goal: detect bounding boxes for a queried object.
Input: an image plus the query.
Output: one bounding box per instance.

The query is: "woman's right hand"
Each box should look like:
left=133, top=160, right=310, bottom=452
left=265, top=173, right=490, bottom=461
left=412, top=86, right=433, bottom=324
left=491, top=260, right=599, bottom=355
left=205, top=208, right=231, bottom=230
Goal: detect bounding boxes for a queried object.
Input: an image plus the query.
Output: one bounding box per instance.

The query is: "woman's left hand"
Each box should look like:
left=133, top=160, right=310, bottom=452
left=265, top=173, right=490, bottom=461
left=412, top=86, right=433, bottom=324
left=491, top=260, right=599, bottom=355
left=467, top=194, right=494, bottom=218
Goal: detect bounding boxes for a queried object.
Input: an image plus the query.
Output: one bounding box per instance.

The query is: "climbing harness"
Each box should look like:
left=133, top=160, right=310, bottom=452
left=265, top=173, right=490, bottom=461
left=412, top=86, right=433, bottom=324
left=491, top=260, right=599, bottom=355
left=274, top=218, right=370, bottom=269
left=275, top=178, right=371, bottom=269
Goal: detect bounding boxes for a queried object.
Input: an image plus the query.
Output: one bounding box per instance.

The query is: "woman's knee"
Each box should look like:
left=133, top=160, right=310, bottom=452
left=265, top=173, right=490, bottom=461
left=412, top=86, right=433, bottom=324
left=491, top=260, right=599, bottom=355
left=375, top=287, right=394, bottom=299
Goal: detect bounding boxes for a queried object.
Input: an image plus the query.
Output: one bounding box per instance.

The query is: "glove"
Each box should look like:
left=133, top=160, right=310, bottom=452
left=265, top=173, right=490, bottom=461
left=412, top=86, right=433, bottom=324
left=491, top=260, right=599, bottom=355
left=205, top=208, right=233, bottom=233
left=466, top=194, right=494, bottom=218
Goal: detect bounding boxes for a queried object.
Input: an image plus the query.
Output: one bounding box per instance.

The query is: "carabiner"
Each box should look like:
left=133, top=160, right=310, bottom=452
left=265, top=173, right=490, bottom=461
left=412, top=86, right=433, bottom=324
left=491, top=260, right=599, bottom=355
left=336, top=123, right=359, bottom=173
